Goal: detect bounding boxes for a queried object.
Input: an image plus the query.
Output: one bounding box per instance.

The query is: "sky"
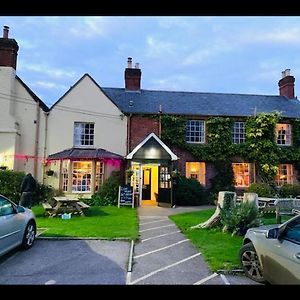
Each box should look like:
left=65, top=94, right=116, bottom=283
left=2, top=16, right=300, bottom=107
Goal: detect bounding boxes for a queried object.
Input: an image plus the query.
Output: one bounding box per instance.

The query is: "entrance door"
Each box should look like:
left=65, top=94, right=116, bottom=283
left=142, top=167, right=151, bottom=200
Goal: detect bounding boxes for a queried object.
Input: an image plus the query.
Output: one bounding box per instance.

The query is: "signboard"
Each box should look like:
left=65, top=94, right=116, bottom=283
left=118, top=185, right=134, bottom=208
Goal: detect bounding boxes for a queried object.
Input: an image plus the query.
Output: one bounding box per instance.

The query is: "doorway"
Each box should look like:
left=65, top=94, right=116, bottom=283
left=141, top=164, right=158, bottom=206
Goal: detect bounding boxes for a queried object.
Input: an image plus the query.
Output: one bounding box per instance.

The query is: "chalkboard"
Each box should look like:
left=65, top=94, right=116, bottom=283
left=118, top=185, right=134, bottom=208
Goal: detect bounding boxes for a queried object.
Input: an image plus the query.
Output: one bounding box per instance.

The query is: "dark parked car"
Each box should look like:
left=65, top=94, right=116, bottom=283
left=240, top=214, right=300, bottom=284
left=0, top=194, right=36, bottom=257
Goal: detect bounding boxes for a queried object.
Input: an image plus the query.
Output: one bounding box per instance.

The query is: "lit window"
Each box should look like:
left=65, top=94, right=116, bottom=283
left=186, top=162, right=206, bottom=186
left=72, top=161, right=92, bottom=192
left=160, top=166, right=171, bottom=188
left=95, top=161, right=104, bottom=192
left=62, top=160, right=69, bottom=192
left=276, top=124, right=291, bottom=146
left=276, top=164, right=293, bottom=186
left=74, top=122, right=94, bottom=147
left=232, top=163, right=250, bottom=187
left=186, top=120, right=205, bottom=143
left=232, top=122, right=245, bottom=144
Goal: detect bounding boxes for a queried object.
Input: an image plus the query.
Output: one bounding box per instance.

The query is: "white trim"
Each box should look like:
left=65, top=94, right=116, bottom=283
left=126, top=132, right=178, bottom=161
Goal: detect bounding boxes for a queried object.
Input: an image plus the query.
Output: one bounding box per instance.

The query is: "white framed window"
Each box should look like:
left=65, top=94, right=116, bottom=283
left=276, top=164, right=293, bottom=186
left=232, top=122, right=245, bottom=144
left=186, top=162, right=206, bottom=186
left=62, top=160, right=69, bottom=192
left=95, top=161, right=104, bottom=192
left=72, top=161, right=92, bottom=192
left=74, top=122, right=95, bottom=147
left=276, top=124, right=291, bottom=146
left=186, top=120, right=205, bottom=143
left=232, top=163, right=250, bottom=187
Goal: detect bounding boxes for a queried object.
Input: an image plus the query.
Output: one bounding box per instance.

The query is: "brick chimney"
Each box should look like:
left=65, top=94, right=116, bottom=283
left=278, top=69, right=295, bottom=99
left=0, top=26, right=19, bottom=69
left=125, top=57, right=141, bottom=91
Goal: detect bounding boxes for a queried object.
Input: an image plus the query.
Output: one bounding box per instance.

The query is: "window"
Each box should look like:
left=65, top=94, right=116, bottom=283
left=276, top=124, right=291, bottom=146
left=0, top=197, right=14, bottom=216
left=159, top=166, right=171, bottom=188
left=186, top=162, right=206, bottom=186
left=72, top=161, right=92, bottom=192
left=74, top=122, right=94, bottom=147
left=62, top=160, right=69, bottom=192
left=275, top=164, right=293, bottom=186
left=232, top=122, right=245, bottom=144
left=95, top=161, right=104, bottom=192
left=186, top=120, right=205, bottom=143
left=232, top=163, right=250, bottom=187
left=283, top=217, right=300, bottom=244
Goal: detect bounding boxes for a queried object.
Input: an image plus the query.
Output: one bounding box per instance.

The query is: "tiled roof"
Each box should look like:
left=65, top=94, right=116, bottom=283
left=48, top=148, right=123, bottom=160
left=102, top=88, right=300, bottom=118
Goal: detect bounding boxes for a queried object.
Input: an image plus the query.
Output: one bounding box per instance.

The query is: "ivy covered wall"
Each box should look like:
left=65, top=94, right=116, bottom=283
left=160, top=112, right=300, bottom=192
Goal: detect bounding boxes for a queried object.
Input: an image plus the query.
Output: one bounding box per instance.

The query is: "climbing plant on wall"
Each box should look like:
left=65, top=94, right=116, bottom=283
left=161, top=112, right=300, bottom=191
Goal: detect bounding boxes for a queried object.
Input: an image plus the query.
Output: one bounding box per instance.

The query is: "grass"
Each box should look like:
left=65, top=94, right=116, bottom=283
left=32, top=205, right=139, bottom=240
left=170, top=208, right=292, bottom=272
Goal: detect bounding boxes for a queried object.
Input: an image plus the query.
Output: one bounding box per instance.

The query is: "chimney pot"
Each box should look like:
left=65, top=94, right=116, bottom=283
left=127, top=57, right=132, bottom=68
left=135, top=63, right=140, bottom=69
left=3, top=25, right=9, bottom=38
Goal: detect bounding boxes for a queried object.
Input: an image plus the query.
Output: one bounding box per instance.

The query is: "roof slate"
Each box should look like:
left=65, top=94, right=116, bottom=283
left=102, top=88, right=300, bottom=118
left=48, top=148, right=123, bottom=160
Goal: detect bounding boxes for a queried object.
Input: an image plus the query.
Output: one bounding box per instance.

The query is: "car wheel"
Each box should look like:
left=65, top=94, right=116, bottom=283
left=240, top=242, right=266, bottom=283
left=21, top=220, right=36, bottom=250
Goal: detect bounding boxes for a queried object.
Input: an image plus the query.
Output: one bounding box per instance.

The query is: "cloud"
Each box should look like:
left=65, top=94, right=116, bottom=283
left=32, top=81, right=68, bottom=90
left=149, top=75, right=197, bottom=91
left=18, top=62, right=78, bottom=80
left=69, top=17, right=108, bottom=39
left=145, top=36, right=176, bottom=58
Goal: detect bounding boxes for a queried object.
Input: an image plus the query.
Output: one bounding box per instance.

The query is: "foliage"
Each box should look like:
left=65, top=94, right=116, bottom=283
left=33, top=183, right=56, bottom=206
left=91, top=171, right=121, bottom=206
left=161, top=112, right=300, bottom=194
left=173, top=176, right=206, bottom=206
left=277, top=184, right=300, bottom=198
left=220, top=201, right=262, bottom=236
left=247, top=182, right=275, bottom=197
left=0, top=170, right=25, bottom=203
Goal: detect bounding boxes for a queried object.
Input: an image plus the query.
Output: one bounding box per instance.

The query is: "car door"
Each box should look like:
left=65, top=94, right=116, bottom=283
left=262, top=216, right=300, bottom=284
left=0, top=197, right=24, bottom=256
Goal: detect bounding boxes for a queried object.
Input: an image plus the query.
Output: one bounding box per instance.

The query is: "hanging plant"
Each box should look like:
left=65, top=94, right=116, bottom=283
left=46, top=169, right=54, bottom=176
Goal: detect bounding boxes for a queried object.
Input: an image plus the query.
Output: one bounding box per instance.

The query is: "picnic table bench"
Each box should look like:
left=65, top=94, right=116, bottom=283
left=274, top=198, right=300, bottom=224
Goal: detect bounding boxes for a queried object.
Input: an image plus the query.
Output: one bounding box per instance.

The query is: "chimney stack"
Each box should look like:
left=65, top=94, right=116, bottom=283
left=125, top=57, right=141, bottom=91
left=0, top=26, right=19, bottom=69
left=278, top=69, right=295, bottom=99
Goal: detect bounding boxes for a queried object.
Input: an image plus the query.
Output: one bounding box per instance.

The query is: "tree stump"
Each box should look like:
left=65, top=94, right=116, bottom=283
left=191, top=191, right=237, bottom=229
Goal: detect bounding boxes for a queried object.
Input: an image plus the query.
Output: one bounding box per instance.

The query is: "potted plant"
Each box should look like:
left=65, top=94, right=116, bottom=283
left=46, top=169, right=54, bottom=176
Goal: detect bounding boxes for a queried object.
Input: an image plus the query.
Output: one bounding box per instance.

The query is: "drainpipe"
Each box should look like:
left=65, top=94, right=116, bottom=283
left=42, top=111, right=49, bottom=185
left=127, top=113, right=132, bottom=154
left=33, top=102, right=40, bottom=179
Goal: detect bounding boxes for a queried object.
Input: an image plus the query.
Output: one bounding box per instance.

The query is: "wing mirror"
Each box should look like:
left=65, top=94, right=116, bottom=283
left=17, top=205, right=25, bottom=213
left=266, top=227, right=279, bottom=239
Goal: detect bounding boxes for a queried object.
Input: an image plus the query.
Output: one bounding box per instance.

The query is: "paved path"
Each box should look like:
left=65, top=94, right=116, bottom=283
left=128, top=205, right=261, bottom=285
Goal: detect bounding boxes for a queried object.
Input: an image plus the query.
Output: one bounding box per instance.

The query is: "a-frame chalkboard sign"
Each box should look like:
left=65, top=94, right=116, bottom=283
left=118, top=185, right=134, bottom=208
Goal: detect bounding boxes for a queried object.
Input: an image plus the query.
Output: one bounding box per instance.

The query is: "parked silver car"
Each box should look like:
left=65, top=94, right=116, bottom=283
left=240, top=214, right=300, bottom=284
left=0, top=194, right=36, bottom=257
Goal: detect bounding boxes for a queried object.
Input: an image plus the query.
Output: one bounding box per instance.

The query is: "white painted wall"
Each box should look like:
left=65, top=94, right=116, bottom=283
left=0, top=66, right=47, bottom=182
left=47, top=75, right=127, bottom=157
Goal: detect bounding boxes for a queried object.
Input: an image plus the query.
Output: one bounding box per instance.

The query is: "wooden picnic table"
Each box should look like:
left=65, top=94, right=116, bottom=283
left=42, top=196, right=90, bottom=217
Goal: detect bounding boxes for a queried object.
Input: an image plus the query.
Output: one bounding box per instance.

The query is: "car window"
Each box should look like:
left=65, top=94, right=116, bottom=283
left=282, top=217, right=300, bottom=244
left=0, top=197, right=14, bottom=216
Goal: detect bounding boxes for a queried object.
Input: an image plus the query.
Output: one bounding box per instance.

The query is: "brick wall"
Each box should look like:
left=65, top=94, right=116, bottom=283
left=129, top=115, right=159, bottom=151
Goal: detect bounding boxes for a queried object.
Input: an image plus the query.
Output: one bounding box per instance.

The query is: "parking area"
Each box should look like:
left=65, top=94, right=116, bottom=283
left=0, top=239, right=130, bottom=285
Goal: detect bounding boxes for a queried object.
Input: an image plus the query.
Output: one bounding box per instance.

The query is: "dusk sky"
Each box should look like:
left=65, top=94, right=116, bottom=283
left=2, top=16, right=300, bottom=107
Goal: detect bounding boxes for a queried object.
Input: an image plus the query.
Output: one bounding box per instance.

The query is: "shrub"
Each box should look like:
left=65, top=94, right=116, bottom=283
left=174, top=176, right=206, bottom=206
left=0, top=170, right=25, bottom=203
left=220, top=201, right=262, bottom=236
left=33, top=183, right=56, bottom=206
left=247, top=182, right=275, bottom=197
left=278, top=184, right=300, bottom=198
left=91, top=171, right=121, bottom=206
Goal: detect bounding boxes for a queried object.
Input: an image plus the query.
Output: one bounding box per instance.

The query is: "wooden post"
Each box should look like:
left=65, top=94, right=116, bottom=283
left=118, top=185, right=121, bottom=208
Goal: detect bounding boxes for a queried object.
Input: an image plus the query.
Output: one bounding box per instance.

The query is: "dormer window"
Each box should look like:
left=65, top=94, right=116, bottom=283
left=276, top=124, right=291, bottom=146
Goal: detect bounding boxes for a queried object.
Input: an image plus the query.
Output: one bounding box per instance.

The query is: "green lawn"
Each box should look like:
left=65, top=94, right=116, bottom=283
left=170, top=208, right=291, bottom=272
left=32, top=205, right=139, bottom=240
